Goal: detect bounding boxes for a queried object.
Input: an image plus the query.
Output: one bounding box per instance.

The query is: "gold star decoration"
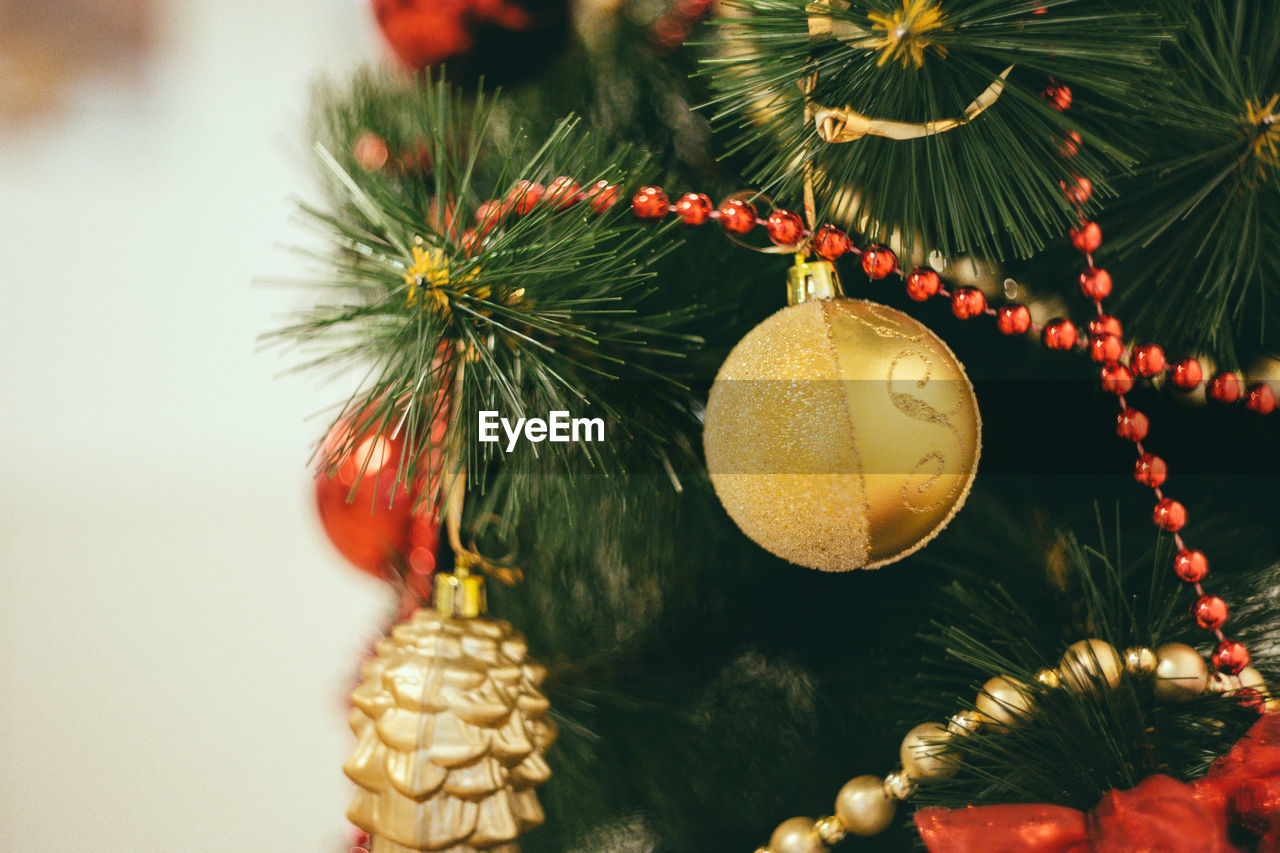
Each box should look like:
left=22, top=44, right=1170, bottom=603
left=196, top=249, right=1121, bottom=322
left=1244, top=94, right=1279, bottom=180
left=403, top=241, right=486, bottom=316
left=866, top=0, right=948, bottom=69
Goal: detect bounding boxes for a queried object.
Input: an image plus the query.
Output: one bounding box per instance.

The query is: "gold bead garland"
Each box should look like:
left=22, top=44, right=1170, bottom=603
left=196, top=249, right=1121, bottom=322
left=752, top=638, right=1273, bottom=852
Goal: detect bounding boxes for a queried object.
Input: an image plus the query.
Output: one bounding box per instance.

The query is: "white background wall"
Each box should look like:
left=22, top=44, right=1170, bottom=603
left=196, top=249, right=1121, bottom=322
left=0, top=2, right=400, bottom=849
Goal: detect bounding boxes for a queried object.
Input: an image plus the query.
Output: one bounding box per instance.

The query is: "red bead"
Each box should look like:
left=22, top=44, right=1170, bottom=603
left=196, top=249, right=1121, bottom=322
left=353, top=133, right=390, bottom=172
left=812, top=224, right=850, bottom=259
left=545, top=176, right=580, bottom=209
left=1042, top=318, right=1078, bottom=351
left=1236, top=687, right=1265, bottom=712
left=1089, top=315, right=1123, bottom=339
left=1174, top=549, right=1208, bottom=583
left=1171, top=358, right=1204, bottom=390
left=475, top=199, right=505, bottom=232
left=1116, top=408, right=1149, bottom=441
left=460, top=228, right=483, bottom=256
left=1061, top=175, right=1093, bottom=204
left=997, top=304, right=1031, bottom=335
left=1079, top=267, right=1112, bottom=300
left=1208, top=372, right=1241, bottom=403
left=1213, top=640, right=1250, bottom=675
left=1131, top=344, right=1166, bottom=377
left=1089, top=334, right=1124, bottom=365
left=951, top=287, right=987, bottom=319
left=766, top=209, right=805, bottom=247
left=1192, top=595, right=1228, bottom=629
left=315, top=422, right=415, bottom=579
left=1134, top=453, right=1167, bottom=487
left=1042, top=83, right=1072, bottom=111
left=1247, top=383, right=1277, bottom=414
left=1153, top=498, right=1187, bottom=532
left=718, top=199, right=757, bottom=235
left=587, top=181, right=620, bottom=212
left=507, top=180, right=544, bottom=215
left=1059, top=130, right=1082, bottom=158
left=906, top=268, right=942, bottom=302
left=675, top=192, right=713, bottom=225
left=1070, top=222, right=1102, bottom=253
left=631, top=185, right=669, bottom=219
left=1100, top=363, right=1134, bottom=395
left=861, top=244, right=897, bottom=280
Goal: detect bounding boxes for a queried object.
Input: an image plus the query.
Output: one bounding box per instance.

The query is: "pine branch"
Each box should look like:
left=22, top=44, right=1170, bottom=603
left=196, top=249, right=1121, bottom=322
left=1099, top=0, right=1280, bottom=366
left=702, top=0, right=1183, bottom=260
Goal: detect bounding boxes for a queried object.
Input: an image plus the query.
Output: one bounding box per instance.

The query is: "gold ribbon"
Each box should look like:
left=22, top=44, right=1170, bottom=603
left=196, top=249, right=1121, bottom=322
left=805, top=0, right=1012, bottom=143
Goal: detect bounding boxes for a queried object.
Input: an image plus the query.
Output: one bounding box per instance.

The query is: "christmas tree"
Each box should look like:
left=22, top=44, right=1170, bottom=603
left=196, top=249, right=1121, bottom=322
left=277, top=1, right=1280, bottom=850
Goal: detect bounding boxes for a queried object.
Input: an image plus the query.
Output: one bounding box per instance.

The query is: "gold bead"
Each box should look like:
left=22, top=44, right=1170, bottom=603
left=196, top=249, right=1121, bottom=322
left=1124, top=646, right=1158, bottom=677
left=883, top=769, right=917, bottom=801
left=704, top=298, right=981, bottom=571
left=1153, top=642, right=1209, bottom=702
left=814, top=815, right=847, bottom=845
left=1059, top=639, right=1123, bottom=692
left=975, top=675, right=1034, bottom=730
left=1035, top=667, right=1061, bottom=689
left=835, top=775, right=897, bottom=837
left=947, top=709, right=983, bottom=737
left=754, top=848, right=772, bottom=853
left=768, top=817, right=828, bottom=853
left=1238, top=665, right=1268, bottom=695
left=901, top=722, right=959, bottom=783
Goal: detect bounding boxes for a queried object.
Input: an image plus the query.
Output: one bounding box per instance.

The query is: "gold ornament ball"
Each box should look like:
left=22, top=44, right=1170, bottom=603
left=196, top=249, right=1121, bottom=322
left=975, top=675, right=1034, bottom=730
left=769, top=817, right=828, bottom=853
left=900, top=722, right=958, bottom=783
left=704, top=298, right=981, bottom=571
left=835, top=775, right=897, bottom=837
left=1153, top=642, right=1209, bottom=703
left=345, top=608, right=556, bottom=852
left=1059, top=639, right=1123, bottom=692
left=1124, top=646, right=1158, bottom=678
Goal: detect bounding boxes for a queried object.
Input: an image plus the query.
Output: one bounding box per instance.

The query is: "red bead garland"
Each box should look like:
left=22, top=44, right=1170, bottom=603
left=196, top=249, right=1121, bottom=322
left=951, top=287, right=987, bottom=319
left=907, top=267, right=942, bottom=302
left=997, top=304, right=1031, bottom=335
left=1042, top=318, right=1078, bottom=351
left=632, top=186, right=669, bottom=219
left=1208, top=372, right=1242, bottom=404
left=812, top=224, right=850, bottom=260
left=766, top=209, right=805, bottom=247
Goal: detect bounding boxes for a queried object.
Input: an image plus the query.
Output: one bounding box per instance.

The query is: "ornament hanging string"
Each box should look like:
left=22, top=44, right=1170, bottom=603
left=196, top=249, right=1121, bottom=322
left=440, top=355, right=522, bottom=585
left=804, top=0, right=1012, bottom=143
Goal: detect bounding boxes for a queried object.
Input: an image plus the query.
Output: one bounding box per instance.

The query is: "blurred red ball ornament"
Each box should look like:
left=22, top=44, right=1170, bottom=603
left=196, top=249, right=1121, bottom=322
left=1060, top=175, right=1093, bottom=204
left=315, top=415, right=444, bottom=586
left=587, top=181, right=620, bottom=212
left=1041, top=83, right=1072, bottom=111
left=507, top=180, right=544, bottom=215
left=1193, top=595, right=1228, bottom=630
left=353, top=133, right=390, bottom=172
left=372, top=0, right=559, bottom=72
left=1101, top=363, right=1134, bottom=395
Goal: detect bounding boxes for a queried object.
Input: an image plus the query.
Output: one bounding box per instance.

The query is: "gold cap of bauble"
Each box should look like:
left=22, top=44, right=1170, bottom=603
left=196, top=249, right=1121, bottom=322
left=704, top=293, right=980, bottom=571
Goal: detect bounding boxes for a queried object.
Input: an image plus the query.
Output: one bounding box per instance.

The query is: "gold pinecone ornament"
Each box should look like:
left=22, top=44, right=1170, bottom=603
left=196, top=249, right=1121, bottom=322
left=345, top=570, right=556, bottom=852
